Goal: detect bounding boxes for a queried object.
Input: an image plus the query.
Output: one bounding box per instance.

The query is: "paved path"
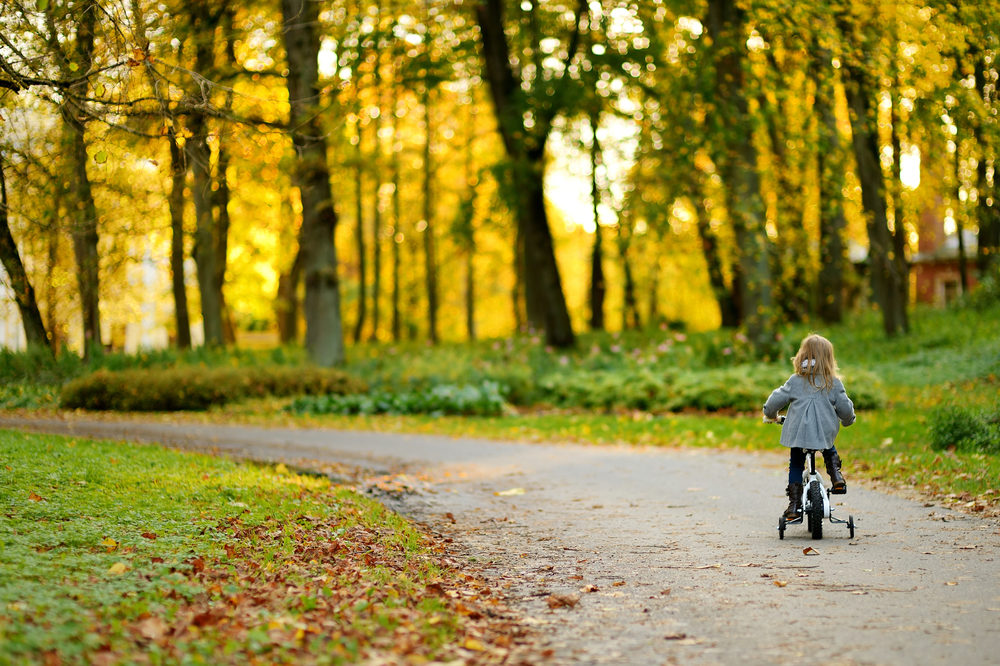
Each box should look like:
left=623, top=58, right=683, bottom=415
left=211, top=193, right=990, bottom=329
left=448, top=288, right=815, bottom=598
left=3, top=416, right=998, bottom=665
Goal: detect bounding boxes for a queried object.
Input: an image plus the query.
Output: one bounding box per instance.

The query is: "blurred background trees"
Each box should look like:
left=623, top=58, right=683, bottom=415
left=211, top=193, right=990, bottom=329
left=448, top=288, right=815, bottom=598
left=1, top=0, right=996, bottom=363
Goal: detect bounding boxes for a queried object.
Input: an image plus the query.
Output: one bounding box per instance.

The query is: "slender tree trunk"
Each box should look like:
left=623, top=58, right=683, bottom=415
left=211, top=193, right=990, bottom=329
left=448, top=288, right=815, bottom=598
left=617, top=220, right=640, bottom=330
left=390, top=67, right=402, bottom=343
left=45, top=195, right=62, bottom=353
left=840, top=58, right=908, bottom=335
left=282, top=0, right=346, bottom=366
left=694, top=203, right=739, bottom=327
left=813, top=46, right=847, bottom=323
left=370, top=27, right=384, bottom=343
left=462, top=101, right=478, bottom=341
left=352, top=111, right=367, bottom=343
left=588, top=112, right=605, bottom=331
left=0, top=160, right=51, bottom=350
left=953, top=142, right=969, bottom=293
left=61, top=0, right=101, bottom=355
left=214, top=132, right=235, bottom=345
left=707, top=0, right=772, bottom=351
left=422, top=84, right=439, bottom=344
left=276, top=249, right=302, bottom=343
left=167, top=133, right=192, bottom=348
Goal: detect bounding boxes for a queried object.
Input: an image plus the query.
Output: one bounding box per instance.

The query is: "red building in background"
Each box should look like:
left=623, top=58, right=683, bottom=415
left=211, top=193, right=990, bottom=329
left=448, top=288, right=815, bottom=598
left=911, top=204, right=979, bottom=306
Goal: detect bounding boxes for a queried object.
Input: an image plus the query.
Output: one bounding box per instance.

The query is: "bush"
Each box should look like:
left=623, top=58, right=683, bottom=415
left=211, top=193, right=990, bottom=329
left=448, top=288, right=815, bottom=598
left=929, top=406, right=1000, bottom=453
left=286, top=381, right=508, bottom=417
left=60, top=366, right=366, bottom=411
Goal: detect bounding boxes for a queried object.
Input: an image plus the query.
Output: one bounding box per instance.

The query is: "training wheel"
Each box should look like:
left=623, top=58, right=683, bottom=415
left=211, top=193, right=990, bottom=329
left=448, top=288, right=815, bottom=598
left=778, top=516, right=785, bottom=540
left=848, top=515, right=855, bottom=539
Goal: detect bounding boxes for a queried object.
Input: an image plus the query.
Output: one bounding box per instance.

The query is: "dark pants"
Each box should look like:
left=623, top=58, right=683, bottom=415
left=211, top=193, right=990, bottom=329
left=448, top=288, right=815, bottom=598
left=788, top=446, right=839, bottom=485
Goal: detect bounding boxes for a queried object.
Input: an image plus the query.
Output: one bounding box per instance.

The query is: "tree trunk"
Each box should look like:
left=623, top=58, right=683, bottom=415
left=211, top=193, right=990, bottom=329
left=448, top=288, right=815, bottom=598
left=0, top=160, right=51, bottom=350
left=391, top=106, right=402, bottom=343
left=61, top=0, right=102, bottom=356
left=352, top=111, right=367, bottom=343
left=840, top=58, right=909, bottom=335
left=370, top=36, right=384, bottom=344
left=588, top=113, right=605, bottom=331
left=475, top=0, right=576, bottom=347
left=813, top=45, right=847, bottom=323
left=281, top=0, right=345, bottom=366
left=422, top=83, right=439, bottom=344
left=167, top=132, right=192, bottom=348
left=214, top=131, right=235, bottom=345
left=694, top=203, right=739, bottom=327
left=276, top=249, right=302, bottom=343
left=706, top=0, right=773, bottom=351
left=954, top=141, right=970, bottom=294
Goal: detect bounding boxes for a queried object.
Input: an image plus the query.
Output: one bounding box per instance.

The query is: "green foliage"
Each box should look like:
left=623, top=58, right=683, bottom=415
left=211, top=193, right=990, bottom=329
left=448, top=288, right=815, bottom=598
left=929, top=406, right=1000, bottom=453
left=287, top=381, right=507, bottom=417
left=60, top=365, right=366, bottom=411
left=957, top=264, right=1000, bottom=311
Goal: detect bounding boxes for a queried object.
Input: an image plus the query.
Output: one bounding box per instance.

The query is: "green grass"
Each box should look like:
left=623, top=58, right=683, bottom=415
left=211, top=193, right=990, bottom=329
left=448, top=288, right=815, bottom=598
left=0, top=430, right=503, bottom=665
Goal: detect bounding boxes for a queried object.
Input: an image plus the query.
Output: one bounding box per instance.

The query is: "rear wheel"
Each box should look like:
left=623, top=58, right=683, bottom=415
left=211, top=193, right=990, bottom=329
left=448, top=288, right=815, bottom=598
left=807, top=482, right=824, bottom=540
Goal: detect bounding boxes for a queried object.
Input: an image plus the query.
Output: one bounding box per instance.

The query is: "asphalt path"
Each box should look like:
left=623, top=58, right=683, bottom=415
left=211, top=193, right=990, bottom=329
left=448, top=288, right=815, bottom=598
left=2, top=415, right=998, bottom=665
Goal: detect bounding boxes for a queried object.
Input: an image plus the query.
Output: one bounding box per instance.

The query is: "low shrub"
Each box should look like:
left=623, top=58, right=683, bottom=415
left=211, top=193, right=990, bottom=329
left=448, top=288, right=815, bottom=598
left=286, top=381, right=507, bottom=417
left=60, top=366, right=366, bottom=411
left=929, top=406, right=1000, bottom=453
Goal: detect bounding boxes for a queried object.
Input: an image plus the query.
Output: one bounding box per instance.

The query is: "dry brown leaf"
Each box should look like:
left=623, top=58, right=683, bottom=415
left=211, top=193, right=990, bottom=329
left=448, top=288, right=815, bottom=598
left=546, top=593, right=580, bottom=609
left=773, top=580, right=788, bottom=587
left=802, top=547, right=819, bottom=556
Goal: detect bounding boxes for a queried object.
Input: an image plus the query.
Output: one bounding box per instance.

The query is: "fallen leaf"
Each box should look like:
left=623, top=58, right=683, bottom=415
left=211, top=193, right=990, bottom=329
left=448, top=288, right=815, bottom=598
left=803, top=547, right=819, bottom=556
left=134, top=616, right=166, bottom=640
left=612, top=581, right=627, bottom=587
left=580, top=584, right=599, bottom=593
left=495, top=487, right=525, bottom=496
left=141, top=532, right=157, bottom=540
left=28, top=492, right=44, bottom=502
left=108, top=562, right=130, bottom=575
left=546, top=593, right=579, bottom=609
left=664, top=633, right=688, bottom=640
left=101, top=537, right=119, bottom=552
left=773, top=580, right=788, bottom=587
left=464, top=638, right=486, bottom=651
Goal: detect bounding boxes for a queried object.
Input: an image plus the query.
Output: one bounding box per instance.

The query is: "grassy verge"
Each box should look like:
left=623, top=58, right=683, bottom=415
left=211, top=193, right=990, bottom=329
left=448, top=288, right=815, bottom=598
left=0, top=430, right=519, bottom=665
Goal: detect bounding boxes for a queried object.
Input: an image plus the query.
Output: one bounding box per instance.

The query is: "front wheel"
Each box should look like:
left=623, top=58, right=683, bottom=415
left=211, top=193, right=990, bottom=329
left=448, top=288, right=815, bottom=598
left=807, top=482, right=824, bottom=540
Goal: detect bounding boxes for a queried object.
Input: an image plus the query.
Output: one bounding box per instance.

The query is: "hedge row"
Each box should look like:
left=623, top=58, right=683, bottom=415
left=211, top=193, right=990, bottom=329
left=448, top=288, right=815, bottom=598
left=287, top=381, right=507, bottom=417
left=529, top=365, right=885, bottom=413
left=60, top=366, right=367, bottom=411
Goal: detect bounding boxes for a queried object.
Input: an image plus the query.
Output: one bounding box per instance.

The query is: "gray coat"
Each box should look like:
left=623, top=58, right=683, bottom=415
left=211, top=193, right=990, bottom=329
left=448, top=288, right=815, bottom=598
left=763, top=374, right=856, bottom=450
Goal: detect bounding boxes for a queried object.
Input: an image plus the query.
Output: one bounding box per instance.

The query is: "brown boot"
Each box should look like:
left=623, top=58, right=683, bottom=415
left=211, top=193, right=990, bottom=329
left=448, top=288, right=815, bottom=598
left=824, top=450, right=847, bottom=494
left=783, top=484, right=803, bottom=521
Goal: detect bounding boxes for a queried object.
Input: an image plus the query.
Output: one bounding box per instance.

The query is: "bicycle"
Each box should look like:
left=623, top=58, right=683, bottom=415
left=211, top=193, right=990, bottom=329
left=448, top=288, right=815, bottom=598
left=765, top=415, right=855, bottom=540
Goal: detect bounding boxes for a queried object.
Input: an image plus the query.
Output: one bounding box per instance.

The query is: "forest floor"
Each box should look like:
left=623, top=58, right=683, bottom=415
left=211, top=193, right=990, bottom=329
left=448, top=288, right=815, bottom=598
left=3, top=414, right=999, bottom=665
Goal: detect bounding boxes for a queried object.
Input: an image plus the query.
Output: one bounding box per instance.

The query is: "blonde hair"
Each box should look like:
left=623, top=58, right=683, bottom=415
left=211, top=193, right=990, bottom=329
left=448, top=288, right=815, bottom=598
left=793, top=334, right=839, bottom=390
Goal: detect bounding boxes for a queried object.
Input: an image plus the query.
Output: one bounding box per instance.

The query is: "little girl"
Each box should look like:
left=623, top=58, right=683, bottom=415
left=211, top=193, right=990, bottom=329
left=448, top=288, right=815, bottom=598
left=763, top=334, right=856, bottom=520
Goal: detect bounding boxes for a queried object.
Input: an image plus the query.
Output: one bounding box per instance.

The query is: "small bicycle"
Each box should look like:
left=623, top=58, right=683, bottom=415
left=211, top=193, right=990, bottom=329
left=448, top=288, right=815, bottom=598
left=765, top=416, right=855, bottom=541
